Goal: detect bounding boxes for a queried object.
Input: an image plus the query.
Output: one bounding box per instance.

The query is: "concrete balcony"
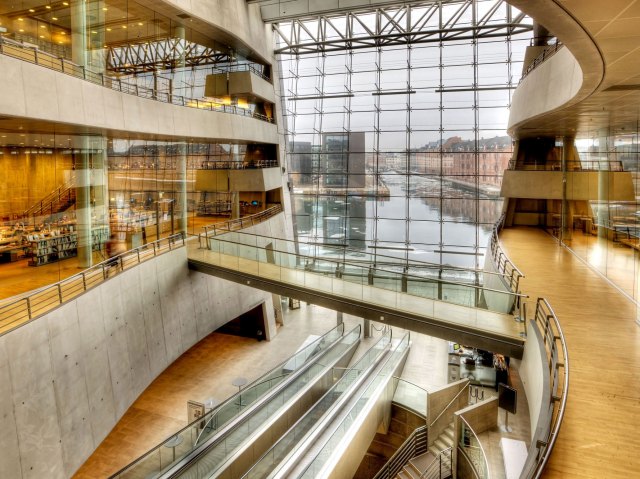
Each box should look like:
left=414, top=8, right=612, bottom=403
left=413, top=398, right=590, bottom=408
left=195, top=167, right=282, bottom=192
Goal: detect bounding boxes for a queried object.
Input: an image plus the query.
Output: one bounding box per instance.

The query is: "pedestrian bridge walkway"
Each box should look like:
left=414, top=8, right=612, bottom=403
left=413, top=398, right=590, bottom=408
left=187, top=233, right=526, bottom=357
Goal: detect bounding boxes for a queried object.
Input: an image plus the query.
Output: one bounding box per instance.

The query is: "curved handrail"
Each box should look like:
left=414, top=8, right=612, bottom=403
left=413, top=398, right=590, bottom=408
left=490, top=213, right=524, bottom=295
left=491, top=217, right=570, bottom=478
left=458, top=415, right=489, bottom=479
left=0, top=232, right=185, bottom=336
left=528, top=298, right=569, bottom=479
left=520, top=42, right=564, bottom=82
left=0, top=37, right=275, bottom=124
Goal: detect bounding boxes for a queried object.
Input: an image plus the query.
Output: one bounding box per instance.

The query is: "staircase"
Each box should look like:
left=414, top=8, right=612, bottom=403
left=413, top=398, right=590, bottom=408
left=429, top=422, right=455, bottom=457
left=394, top=423, right=454, bottom=479
left=22, top=179, right=76, bottom=221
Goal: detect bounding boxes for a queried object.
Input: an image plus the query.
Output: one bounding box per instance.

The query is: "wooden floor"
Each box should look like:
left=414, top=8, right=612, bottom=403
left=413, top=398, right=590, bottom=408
left=72, top=305, right=453, bottom=478
left=500, top=227, right=640, bottom=478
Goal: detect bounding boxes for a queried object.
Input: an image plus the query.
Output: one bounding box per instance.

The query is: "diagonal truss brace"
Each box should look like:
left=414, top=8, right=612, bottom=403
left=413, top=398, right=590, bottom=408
left=107, top=38, right=231, bottom=74
left=272, top=0, right=532, bottom=55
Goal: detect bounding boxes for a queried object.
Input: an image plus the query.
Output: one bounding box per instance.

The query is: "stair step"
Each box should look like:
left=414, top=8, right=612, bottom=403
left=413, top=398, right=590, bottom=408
left=444, top=427, right=455, bottom=442
left=434, top=438, right=450, bottom=451
left=409, top=451, right=436, bottom=472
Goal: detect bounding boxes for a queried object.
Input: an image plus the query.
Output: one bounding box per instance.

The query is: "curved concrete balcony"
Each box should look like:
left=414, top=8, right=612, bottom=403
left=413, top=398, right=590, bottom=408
left=0, top=43, right=278, bottom=144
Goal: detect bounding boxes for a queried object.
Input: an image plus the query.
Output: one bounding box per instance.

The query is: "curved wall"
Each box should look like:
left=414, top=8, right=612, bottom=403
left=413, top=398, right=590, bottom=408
left=0, top=54, right=278, bottom=144
left=0, top=245, right=277, bottom=479
left=145, top=0, right=274, bottom=64
left=508, top=47, right=583, bottom=133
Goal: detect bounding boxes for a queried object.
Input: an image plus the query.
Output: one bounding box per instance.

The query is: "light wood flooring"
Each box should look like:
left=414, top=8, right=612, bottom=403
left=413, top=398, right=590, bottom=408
left=500, top=227, right=640, bottom=478
left=71, top=306, right=452, bottom=478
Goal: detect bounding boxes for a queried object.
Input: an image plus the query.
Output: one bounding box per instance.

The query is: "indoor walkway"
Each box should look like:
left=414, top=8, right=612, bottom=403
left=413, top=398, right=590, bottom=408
left=187, top=242, right=525, bottom=356
left=500, top=227, right=640, bottom=478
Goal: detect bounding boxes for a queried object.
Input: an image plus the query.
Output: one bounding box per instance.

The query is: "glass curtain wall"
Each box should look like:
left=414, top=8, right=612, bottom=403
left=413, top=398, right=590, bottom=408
left=278, top=3, right=530, bottom=269
left=567, top=126, right=640, bottom=304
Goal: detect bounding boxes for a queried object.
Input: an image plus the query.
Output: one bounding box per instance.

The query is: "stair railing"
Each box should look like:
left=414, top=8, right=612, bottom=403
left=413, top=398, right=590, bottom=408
left=419, top=447, right=452, bottom=479
left=371, top=426, right=428, bottom=479
left=22, top=175, right=77, bottom=220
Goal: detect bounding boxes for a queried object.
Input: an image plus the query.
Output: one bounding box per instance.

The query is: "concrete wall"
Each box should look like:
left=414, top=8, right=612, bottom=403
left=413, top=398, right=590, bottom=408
left=508, top=47, right=583, bottom=131
left=0, top=247, right=276, bottom=479
left=501, top=170, right=635, bottom=201
left=426, top=379, right=469, bottom=447
left=144, top=0, right=273, bottom=64
left=0, top=54, right=278, bottom=145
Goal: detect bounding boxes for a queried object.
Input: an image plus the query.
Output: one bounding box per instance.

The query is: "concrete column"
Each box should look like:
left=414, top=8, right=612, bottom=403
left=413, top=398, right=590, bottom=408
left=561, top=136, right=574, bottom=241
left=597, top=134, right=611, bottom=238
left=363, top=318, right=371, bottom=338
left=231, top=144, right=241, bottom=219
left=177, top=143, right=187, bottom=235
left=337, top=311, right=343, bottom=326
left=75, top=140, right=92, bottom=268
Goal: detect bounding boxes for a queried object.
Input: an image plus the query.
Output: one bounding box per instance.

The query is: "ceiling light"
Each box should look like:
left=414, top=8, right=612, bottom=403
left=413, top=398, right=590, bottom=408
left=40, top=25, right=46, bottom=28
left=106, top=28, right=111, bottom=31
left=63, top=2, right=69, bottom=5
left=19, top=29, right=24, bottom=32
left=52, top=17, right=58, bottom=21
left=138, top=22, right=143, bottom=26
left=18, top=18, right=23, bottom=21
left=102, top=7, right=108, bottom=11
left=29, top=9, right=35, bottom=13
left=46, top=5, right=51, bottom=9
left=60, top=31, right=65, bottom=35
left=122, top=25, right=127, bottom=29
left=92, top=31, right=97, bottom=34
left=40, top=35, right=44, bottom=38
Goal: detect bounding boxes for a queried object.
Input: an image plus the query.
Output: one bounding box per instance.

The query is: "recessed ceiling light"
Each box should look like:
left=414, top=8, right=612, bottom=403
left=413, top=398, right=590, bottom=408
left=63, top=1, right=69, bottom=5
left=40, top=25, right=46, bottom=28
left=29, top=9, right=35, bottom=13
left=122, top=25, right=127, bottom=29
left=60, top=32, right=65, bottom=35
left=138, top=22, right=143, bottom=26
left=40, top=35, right=45, bottom=38
left=46, top=5, right=51, bottom=9
left=102, top=7, right=108, bottom=11
left=52, top=17, right=58, bottom=20
left=18, top=17, right=23, bottom=21
left=92, top=31, right=97, bottom=34
left=19, top=29, right=24, bottom=32
left=106, top=28, right=111, bottom=31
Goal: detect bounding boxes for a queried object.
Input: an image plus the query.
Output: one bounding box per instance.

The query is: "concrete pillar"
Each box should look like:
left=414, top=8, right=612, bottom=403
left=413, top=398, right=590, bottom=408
left=231, top=144, right=241, bottom=219
left=533, top=22, right=552, bottom=46
left=597, top=135, right=611, bottom=238
left=337, top=311, right=343, bottom=326
left=75, top=140, right=92, bottom=268
left=363, top=318, right=371, bottom=338
left=177, top=143, right=187, bottom=235
left=561, top=136, right=574, bottom=241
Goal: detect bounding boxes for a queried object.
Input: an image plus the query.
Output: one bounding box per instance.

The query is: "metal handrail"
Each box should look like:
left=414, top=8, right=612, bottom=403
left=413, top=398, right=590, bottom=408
left=372, top=425, right=428, bottom=479
left=428, top=382, right=470, bottom=428
left=214, top=229, right=514, bottom=281
left=520, top=42, right=564, bottom=82
left=199, top=204, right=284, bottom=246
left=0, top=37, right=275, bottom=124
left=0, top=232, right=185, bottom=336
left=21, top=176, right=76, bottom=219
left=528, top=297, right=569, bottom=479
left=419, top=447, right=452, bottom=479
left=458, top=416, right=489, bottom=479
left=207, top=234, right=526, bottom=300
left=507, top=158, right=624, bottom=171
left=490, top=213, right=524, bottom=295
